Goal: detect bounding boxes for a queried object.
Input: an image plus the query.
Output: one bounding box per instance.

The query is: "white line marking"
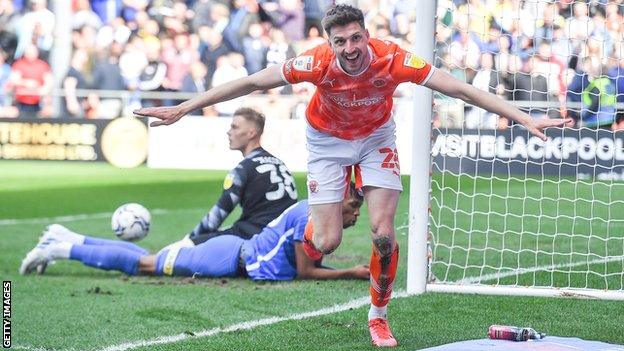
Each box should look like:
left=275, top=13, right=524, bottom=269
left=0, top=209, right=185, bottom=226
left=454, top=256, right=624, bottom=284
left=98, top=291, right=410, bottom=351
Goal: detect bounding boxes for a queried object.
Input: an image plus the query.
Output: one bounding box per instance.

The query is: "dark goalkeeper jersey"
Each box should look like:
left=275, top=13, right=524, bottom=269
left=191, top=147, right=298, bottom=239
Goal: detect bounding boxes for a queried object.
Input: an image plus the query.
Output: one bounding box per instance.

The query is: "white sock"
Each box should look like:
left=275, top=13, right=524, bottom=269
left=51, top=225, right=85, bottom=245
left=368, top=304, right=388, bottom=320
left=49, top=242, right=73, bottom=260
left=63, top=232, right=85, bottom=245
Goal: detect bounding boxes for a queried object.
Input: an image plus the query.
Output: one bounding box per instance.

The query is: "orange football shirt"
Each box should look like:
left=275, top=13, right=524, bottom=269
left=281, top=38, right=433, bottom=140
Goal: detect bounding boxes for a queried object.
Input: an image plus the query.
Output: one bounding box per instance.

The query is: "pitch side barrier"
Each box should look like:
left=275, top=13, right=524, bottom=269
left=0, top=117, right=148, bottom=167
left=432, top=126, right=624, bottom=180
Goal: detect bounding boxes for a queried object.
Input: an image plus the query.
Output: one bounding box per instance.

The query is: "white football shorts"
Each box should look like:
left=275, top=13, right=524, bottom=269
left=305, top=118, right=403, bottom=205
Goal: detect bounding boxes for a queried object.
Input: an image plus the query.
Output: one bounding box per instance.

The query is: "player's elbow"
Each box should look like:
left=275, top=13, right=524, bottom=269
left=296, top=268, right=317, bottom=280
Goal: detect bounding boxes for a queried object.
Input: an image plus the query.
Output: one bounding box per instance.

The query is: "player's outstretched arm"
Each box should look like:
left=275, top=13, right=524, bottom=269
left=424, top=69, right=572, bottom=141
left=294, top=242, right=370, bottom=280
left=134, top=65, right=288, bottom=127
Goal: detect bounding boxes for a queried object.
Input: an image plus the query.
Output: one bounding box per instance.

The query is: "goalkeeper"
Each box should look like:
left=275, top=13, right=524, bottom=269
left=184, top=107, right=297, bottom=245
left=133, top=4, right=572, bottom=347
left=20, top=182, right=369, bottom=282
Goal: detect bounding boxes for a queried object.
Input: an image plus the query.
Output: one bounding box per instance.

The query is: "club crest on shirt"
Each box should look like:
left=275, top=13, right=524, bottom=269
left=223, top=173, right=234, bottom=190
left=308, top=179, right=319, bottom=194
left=404, top=53, right=426, bottom=69
left=373, top=79, right=386, bottom=87
left=293, top=56, right=314, bottom=72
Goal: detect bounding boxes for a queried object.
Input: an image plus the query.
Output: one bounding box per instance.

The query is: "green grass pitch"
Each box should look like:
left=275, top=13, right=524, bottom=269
left=2, top=161, right=623, bottom=350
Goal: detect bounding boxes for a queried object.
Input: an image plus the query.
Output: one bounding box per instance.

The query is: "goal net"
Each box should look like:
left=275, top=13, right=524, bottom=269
left=408, top=0, right=624, bottom=299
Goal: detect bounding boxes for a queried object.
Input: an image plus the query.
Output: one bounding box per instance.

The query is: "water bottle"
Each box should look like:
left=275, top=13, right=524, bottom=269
left=488, top=325, right=546, bottom=341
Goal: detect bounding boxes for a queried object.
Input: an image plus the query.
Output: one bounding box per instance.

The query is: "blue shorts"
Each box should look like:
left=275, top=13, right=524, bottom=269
left=156, top=235, right=245, bottom=277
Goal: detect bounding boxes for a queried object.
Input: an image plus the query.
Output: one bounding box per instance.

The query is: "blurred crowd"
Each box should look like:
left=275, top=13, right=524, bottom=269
left=0, top=0, right=623, bottom=130
left=0, top=0, right=417, bottom=119
left=435, top=0, right=624, bottom=130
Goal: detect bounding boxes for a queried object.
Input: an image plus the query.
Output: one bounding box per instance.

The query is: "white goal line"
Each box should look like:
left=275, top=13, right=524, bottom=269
left=453, top=255, right=624, bottom=285
left=0, top=209, right=184, bottom=227
left=97, top=291, right=410, bottom=351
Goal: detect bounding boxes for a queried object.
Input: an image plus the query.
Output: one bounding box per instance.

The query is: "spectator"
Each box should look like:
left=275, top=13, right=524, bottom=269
left=263, top=0, right=305, bottom=42
left=567, top=56, right=592, bottom=126
left=302, top=0, right=331, bottom=35
left=211, top=53, right=247, bottom=117
left=198, top=26, right=231, bottom=87
left=192, top=0, right=229, bottom=33
left=532, top=42, right=566, bottom=99
left=534, top=2, right=565, bottom=47
left=456, top=0, right=491, bottom=42
left=161, top=33, right=198, bottom=99
left=265, top=28, right=295, bottom=68
left=62, top=49, right=90, bottom=118
left=90, top=0, right=122, bottom=25
left=612, top=114, right=624, bottom=131
left=242, top=22, right=268, bottom=75
left=222, top=0, right=260, bottom=53
left=9, top=44, right=51, bottom=118
left=138, top=40, right=167, bottom=108
left=465, top=52, right=501, bottom=129
left=0, top=49, right=17, bottom=118
left=90, top=42, right=126, bottom=118
left=119, top=35, right=148, bottom=91
left=15, top=0, right=55, bottom=60
left=504, top=55, right=548, bottom=118
left=580, top=61, right=616, bottom=128
left=566, top=1, right=593, bottom=54
left=181, top=61, right=208, bottom=116
left=72, top=0, right=102, bottom=30
left=0, top=0, right=21, bottom=34
left=387, top=0, right=417, bottom=39
left=449, top=19, right=480, bottom=74
left=296, top=25, right=326, bottom=53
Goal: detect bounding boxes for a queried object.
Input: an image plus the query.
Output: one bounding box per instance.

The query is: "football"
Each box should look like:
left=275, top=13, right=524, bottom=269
left=111, top=203, right=151, bottom=241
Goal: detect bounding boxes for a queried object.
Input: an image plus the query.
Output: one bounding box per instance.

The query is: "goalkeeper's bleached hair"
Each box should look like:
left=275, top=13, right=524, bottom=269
left=234, top=107, right=265, bottom=135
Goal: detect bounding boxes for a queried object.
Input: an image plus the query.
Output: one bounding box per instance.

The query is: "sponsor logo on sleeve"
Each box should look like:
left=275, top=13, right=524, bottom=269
left=284, top=58, right=293, bottom=76
left=223, top=173, right=234, bottom=190
left=404, top=53, right=426, bottom=69
left=293, top=56, right=314, bottom=72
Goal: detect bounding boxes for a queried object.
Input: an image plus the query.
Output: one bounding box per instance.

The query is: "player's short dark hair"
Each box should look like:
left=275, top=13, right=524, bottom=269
left=347, top=181, right=364, bottom=203
left=234, top=107, right=265, bottom=135
left=322, top=4, right=365, bottom=37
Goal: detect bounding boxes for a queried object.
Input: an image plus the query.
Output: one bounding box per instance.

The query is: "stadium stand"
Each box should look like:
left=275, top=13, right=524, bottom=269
left=0, top=0, right=623, bottom=129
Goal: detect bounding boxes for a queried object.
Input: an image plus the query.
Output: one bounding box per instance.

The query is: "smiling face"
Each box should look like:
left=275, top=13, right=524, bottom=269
left=328, top=22, right=370, bottom=75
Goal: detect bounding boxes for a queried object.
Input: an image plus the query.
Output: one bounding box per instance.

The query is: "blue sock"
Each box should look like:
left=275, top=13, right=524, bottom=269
left=70, top=245, right=143, bottom=275
left=83, top=236, right=149, bottom=255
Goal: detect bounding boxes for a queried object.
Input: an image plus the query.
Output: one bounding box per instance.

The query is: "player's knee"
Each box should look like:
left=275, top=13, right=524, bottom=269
left=315, top=234, right=342, bottom=254
left=370, top=217, right=394, bottom=238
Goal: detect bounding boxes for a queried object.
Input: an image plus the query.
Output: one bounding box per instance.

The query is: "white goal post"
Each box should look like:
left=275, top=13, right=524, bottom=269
left=406, top=0, right=624, bottom=300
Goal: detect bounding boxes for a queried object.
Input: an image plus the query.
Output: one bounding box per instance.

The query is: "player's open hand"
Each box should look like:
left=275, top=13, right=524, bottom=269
left=133, top=106, right=186, bottom=127
left=525, top=118, right=573, bottom=141
left=352, top=264, right=370, bottom=280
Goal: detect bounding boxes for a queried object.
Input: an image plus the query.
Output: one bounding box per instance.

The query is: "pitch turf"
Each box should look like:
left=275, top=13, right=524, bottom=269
left=2, top=161, right=623, bottom=350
